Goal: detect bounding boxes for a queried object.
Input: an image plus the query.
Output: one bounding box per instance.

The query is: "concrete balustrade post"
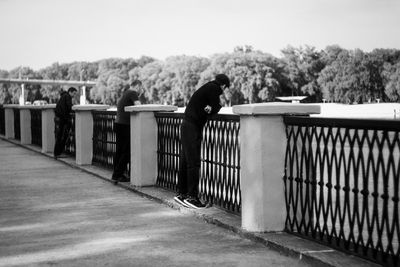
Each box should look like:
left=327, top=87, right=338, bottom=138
left=232, top=103, right=320, bottom=232
left=125, top=104, right=177, bottom=186
left=41, top=104, right=56, bottom=153
left=19, top=106, right=32, bottom=145
left=72, top=105, right=109, bottom=165
left=3, top=105, right=18, bottom=139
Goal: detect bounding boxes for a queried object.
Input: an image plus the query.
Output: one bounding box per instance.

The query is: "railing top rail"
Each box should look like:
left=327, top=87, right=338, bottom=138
left=154, top=111, right=239, bottom=121
left=284, top=115, right=400, bottom=131
left=14, top=105, right=56, bottom=110
left=154, top=112, right=183, bottom=118
left=92, top=110, right=117, bottom=115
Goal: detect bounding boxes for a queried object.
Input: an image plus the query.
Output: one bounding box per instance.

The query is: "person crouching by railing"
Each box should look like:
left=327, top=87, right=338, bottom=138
left=174, top=74, right=230, bottom=209
left=53, top=87, right=78, bottom=158
left=111, top=80, right=143, bottom=184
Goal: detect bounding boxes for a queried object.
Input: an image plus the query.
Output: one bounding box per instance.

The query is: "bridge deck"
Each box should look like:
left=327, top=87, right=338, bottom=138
left=0, top=139, right=377, bottom=267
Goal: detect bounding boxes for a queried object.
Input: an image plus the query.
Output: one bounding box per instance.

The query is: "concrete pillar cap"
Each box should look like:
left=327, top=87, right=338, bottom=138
left=14, top=105, right=55, bottom=110
left=3, top=104, right=21, bottom=108
left=232, top=102, right=320, bottom=115
left=125, top=104, right=177, bottom=112
left=72, top=104, right=110, bottom=111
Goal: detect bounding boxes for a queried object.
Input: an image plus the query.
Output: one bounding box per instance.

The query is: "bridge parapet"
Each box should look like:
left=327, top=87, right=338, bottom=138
left=2, top=104, right=56, bottom=152
left=3, top=102, right=399, bottom=265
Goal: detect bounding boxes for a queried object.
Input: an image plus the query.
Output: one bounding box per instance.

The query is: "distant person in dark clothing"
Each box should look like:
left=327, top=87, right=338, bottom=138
left=174, top=74, right=230, bottom=209
left=54, top=87, right=77, bottom=158
left=112, top=80, right=143, bottom=183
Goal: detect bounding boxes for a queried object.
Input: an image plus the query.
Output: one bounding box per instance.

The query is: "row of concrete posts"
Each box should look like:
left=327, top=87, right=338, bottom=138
left=2, top=103, right=320, bottom=232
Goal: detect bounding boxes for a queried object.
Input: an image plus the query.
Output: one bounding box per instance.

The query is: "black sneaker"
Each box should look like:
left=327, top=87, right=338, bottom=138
left=174, top=194, right=190, bottom=208
left=117, top=175, right=130, bottom=183
left=111, top=176, right=119, bottom=185
left=111, top=175, right=130, bottom=184
left=184, top=197, right=206, bottom=209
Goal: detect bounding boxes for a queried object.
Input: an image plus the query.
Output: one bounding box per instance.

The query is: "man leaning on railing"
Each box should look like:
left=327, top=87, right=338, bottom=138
left=54, top=87, right=77, bottom=158
left=174, top=74, right=231, bottom=209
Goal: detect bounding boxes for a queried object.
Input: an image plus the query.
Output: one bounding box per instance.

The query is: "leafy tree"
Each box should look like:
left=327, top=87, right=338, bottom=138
left=321, top=45, right=346, bottom=65
left=367, top=49, right=400, bottom=101
left=38, top=63, right=71, bottom=103
left=91, top=58, right=139, bottom=105
left=133, top=55, right=211, bottom=106
left=201, top=48, right=281, bottom=105
left=0, top=88, right=12, bottom=104
left=163, top=55, right=210, bottom=106
left=0, top=70, right=10, bottom=104
left=105, top=75, right=126, bottom=105
left=5, top=66, right=39, bottom=103
left=281, top=45, right=326, bottom=102
left=281, top=45, right=306, bottom=96
left=0, top=70, right=8, bottom=78
left=130, top=60, right=166, bottom=104
left=382, top=62, right=400, bottom=101
left=67, top=62, right=98, bottom=81
left=0, top=69, right=12, bottom=105
left=92, top=69, right=121, bottom=104
left=137, top=56, right=156, bottom=68
left=2, top=45, right=400, bottom=106
left=318, top=49, right=380, bottom=103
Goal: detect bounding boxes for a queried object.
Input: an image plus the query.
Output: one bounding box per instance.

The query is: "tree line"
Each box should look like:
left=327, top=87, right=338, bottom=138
left=1, top=45, right=400, bottom=106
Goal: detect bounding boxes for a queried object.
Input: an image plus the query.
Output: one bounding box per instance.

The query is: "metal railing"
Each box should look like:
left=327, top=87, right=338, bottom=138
left=13, top=109, right=20, bottom=140
left=0, top=106, right=4, bottom=136
left=30, top=109, right=42, bottom=147
left=155, top=112, right=241, bottom=214
left=91, top=110, right=130, bottom=176
left=283, top=116, right=400, bottom=266
left=92, top=110, right=117, bottom=169
left=64, top=112, right=75, bottom=156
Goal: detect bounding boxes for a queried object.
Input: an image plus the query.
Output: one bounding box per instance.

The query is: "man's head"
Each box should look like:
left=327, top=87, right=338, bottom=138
left=130, top=80, right=144, bottom=96
left=67, top=87, right=78, bottom=97
left=215, top=74, right=230, bottom=90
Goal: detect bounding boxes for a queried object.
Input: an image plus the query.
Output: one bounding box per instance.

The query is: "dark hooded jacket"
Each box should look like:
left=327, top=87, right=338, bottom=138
left=55, top=91, right=73, bottom=121
left=116, top=89, right=139, bottom=125
left=184, top=81, right=223, bottom=128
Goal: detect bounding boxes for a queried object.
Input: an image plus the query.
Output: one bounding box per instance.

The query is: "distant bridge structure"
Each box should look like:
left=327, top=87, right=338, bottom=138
left=0, top=78, right=97, bottom=105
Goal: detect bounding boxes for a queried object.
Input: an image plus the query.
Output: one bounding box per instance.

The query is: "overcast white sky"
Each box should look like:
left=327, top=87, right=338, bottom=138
left=0, top=0, right=399, bottom=70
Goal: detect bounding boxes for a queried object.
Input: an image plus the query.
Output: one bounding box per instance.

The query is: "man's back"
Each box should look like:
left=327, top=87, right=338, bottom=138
left=116, top=90, right=139, bottom=125
left=184, top=81, right=223, bottom=127
left=55, top=91, right=72, bottom=121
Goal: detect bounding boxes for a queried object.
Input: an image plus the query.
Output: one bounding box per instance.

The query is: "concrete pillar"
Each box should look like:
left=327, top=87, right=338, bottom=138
left=19, top=106, right=31, bottom=144
left=125, top=104, right=177, bottom=186
left=41, top=104, right=56, bottom=153
left=72, top=104, right=109, bottom=165
left=232, top=102, right=320, bottom=232
left=3, top=104, right=18, bottom=139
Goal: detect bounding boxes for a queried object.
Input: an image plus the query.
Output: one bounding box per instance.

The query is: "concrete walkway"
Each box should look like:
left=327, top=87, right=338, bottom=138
left=0, top=138, right=379, bottom=267
left=0, top=139, right=309, bottom=267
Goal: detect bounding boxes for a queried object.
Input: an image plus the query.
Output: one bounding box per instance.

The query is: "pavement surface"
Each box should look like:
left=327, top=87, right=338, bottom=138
left=0, top=138, right=380, bottom=267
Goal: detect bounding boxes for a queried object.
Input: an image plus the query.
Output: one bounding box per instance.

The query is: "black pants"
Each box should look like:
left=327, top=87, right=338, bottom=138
left=54, top=117, right=71, bottom=156
left=178, top=119, right=202, bottom=198
left=112, top=123, right=130, bottom=178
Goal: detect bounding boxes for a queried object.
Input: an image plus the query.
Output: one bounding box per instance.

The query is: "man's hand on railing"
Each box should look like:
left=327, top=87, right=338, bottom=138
left=204, top=105, right=212, bottom=114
